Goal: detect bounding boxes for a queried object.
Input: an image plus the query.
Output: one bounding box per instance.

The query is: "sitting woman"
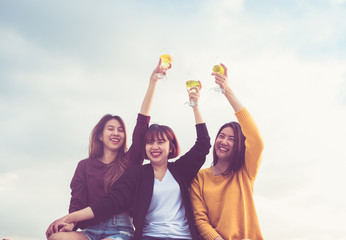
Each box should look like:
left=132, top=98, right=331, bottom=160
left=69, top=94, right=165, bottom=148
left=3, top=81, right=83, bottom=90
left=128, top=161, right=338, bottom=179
left=190, top=64, right=264, bottom=240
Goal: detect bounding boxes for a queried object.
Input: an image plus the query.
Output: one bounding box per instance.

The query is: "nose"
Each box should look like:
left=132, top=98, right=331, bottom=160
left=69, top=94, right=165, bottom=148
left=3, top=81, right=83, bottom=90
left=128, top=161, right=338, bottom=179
left=152, top=141, right=159, bottom=148
left=112, top=129, right=120, bottom=136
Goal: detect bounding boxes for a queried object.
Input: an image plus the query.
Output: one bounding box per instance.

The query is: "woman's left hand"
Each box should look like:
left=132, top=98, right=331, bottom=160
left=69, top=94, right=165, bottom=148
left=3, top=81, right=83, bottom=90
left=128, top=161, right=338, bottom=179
left=211, top=63, right=230, bottom=92
left=187, top=80, right=202, bottom=107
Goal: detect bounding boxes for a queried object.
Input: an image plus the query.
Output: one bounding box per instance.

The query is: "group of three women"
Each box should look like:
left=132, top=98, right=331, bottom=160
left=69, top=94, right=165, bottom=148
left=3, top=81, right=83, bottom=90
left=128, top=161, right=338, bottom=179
left=45, top=58, right=264, bottom=240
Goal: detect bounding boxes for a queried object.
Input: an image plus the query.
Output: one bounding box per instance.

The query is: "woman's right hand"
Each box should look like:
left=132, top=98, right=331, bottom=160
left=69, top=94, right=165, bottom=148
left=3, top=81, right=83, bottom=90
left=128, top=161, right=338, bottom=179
left=187, top=81, right=202, bottom=108
left=45, top=216, right=72, bottom=238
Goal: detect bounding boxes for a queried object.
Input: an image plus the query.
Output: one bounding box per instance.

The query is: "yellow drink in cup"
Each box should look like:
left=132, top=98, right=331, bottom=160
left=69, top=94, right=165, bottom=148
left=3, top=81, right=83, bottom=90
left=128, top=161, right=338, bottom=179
left=160, top=54, right=173, bottom=70
left=212, top=64, right=224, bottom=75
left=186, top=80, right=200, bottom=90
left=210, top=64, right=225, bottom=94
left=185, top=80, right=200, bottom=107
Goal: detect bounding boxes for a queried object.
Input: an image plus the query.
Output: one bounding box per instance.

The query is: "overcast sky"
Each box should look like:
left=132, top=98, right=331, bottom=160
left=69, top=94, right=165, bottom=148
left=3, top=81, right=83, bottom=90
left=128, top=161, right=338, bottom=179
left=1, top=0, right=346, bottom=239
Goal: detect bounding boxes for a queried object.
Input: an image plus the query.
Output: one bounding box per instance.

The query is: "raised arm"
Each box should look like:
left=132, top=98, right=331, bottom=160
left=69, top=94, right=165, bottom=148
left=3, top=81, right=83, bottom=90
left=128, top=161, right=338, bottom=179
left=175, top=83, right=211, bottom=183
left=212, top=64, right=264, bottom=179
left=127, top=59, right=167, bottom=167
left=140, top=58, right=167, bottom=116
left=211, top=63, right=243, bottom=112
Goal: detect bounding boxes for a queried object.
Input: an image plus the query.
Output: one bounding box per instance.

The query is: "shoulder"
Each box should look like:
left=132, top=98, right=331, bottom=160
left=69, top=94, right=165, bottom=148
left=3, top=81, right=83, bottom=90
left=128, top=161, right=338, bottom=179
left=191, top=168, right=212, bottom=188
left=79, top=158, right=91, bottom=164
left=75, top=158, right=90, bottom=168
left=191, top=167, right=211, bottom=182
left=76, top=158, right=109, bottom=173
left=123, top=163, right=152, bottom=177
left=197, top=167, right=212, bottom=178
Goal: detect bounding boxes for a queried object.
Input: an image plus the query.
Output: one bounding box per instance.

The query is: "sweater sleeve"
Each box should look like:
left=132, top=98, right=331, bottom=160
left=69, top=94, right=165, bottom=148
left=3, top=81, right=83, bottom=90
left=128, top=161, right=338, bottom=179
left=190, top=174, right=220, bottom=240
left=69, top=161, right=88, bottom=214
left=68, top=161, right=89, bottom=230
left=90, top=167, right=137, bottom=220
left=126, top=113, right=150, bottom=168
left=235, top=107, right=264, bottom=180
left=174, top=123, right=211, bottom=184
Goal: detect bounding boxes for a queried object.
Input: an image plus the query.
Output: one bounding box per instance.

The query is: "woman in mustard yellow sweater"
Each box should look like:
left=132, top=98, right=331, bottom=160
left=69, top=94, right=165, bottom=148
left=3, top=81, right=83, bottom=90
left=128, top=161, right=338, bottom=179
left=190, top=64, right=264, bottom=240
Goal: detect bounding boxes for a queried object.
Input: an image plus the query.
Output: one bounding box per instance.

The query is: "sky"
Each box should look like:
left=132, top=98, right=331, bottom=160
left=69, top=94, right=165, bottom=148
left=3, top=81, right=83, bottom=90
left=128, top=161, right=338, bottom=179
left=1, top=0, right=346, bottom=239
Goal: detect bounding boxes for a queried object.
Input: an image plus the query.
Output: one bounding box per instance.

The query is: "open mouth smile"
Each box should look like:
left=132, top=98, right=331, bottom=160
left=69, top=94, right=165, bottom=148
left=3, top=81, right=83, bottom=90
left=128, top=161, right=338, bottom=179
left=218, top=145, right=229, bottom=153
left=110, top=137, right=120, bottom=143
left=150, top=151, right=161, bottom=157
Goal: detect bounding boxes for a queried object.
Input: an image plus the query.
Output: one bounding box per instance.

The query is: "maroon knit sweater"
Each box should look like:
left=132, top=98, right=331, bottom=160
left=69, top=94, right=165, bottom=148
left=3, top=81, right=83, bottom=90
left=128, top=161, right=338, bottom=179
left=68, top=113, right=150, bottom=229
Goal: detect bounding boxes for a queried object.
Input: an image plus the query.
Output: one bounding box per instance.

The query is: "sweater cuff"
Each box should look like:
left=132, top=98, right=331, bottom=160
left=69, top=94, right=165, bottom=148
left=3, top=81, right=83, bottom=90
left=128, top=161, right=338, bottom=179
left=89, top=203, right=103, bottom=219
left=204, top=230, right=221, bottom=240
left=195, top=122, right=207, bottom=133
left=137, top=113, right=151, bottom=124
left=235, top=107, right=249, bottom=121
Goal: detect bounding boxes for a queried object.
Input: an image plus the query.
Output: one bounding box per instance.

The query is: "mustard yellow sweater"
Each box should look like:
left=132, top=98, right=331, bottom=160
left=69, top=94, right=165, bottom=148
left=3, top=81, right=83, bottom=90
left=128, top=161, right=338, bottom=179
left=190, top=108, right=264, bottom=240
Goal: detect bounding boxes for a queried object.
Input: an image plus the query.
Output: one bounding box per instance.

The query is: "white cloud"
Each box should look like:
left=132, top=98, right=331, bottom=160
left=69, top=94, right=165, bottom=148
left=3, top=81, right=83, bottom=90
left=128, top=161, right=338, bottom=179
left=0, top=172, right=19, bottom=191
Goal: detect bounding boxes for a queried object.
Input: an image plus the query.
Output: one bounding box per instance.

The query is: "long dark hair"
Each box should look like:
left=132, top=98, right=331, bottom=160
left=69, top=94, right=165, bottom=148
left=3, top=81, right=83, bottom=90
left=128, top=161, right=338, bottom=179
left=212, top=122, right=246, bottom=176
left=89, top=114, right=128, bottom=192
left=144, top=124, right=180, bottom=160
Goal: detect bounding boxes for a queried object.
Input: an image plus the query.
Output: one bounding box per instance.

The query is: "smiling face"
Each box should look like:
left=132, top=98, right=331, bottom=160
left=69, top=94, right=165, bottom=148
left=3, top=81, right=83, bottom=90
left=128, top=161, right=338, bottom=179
left=145, top=134, right=170, bottom=166
left=99, top=119, right=126, bottom=153
left=144, top=124, right=180, bottom=166
left=214, top=126, right=236, bottom=161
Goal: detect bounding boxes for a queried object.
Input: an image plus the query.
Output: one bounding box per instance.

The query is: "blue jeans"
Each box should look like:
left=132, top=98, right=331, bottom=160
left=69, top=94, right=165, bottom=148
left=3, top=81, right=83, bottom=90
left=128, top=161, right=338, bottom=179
left=82, top=214, right=134, bottom=240
left=142, top=237, right=191, bottom=240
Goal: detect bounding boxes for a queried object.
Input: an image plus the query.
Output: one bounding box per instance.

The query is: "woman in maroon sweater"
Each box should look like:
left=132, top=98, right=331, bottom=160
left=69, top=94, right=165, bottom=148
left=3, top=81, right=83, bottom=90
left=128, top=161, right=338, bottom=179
left=46, top=59, right=168, bottom=240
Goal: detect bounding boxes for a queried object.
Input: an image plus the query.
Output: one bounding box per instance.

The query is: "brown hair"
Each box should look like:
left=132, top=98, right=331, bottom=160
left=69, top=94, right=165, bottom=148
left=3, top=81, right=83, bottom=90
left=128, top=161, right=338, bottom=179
left=212, top=122, right=246, bottom=176
left=89, top=114, right=128, bottom=192
left=144, top=124, right=180, bottom=160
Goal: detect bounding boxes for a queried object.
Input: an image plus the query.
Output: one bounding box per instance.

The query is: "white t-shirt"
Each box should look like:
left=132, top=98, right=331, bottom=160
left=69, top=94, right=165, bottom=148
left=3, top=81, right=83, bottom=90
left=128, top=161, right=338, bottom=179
left=142, top=169, right=192, bottom=239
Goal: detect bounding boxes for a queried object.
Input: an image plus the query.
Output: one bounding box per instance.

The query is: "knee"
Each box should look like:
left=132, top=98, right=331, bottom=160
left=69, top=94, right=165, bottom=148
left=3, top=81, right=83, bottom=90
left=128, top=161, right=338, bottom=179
left=48, top=233, right=59, bottom=240
left=48, top=232, right=65, bottom=240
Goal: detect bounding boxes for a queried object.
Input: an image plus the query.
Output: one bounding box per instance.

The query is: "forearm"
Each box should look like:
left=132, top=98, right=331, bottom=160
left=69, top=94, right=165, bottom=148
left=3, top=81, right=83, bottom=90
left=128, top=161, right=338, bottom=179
left=140, top=80, right=157, bottom=116
left=223, top=88, right=243, bottom=112
left=65, top=207, right=95, bottom=224
left=193, top=106, right=204, bottom=124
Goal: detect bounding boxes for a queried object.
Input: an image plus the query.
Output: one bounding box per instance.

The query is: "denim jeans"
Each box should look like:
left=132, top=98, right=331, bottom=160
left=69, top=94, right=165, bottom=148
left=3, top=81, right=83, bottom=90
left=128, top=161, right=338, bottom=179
left=82, top=214, right=134, bottom=240
left=142, top=237, right=192, bottom=240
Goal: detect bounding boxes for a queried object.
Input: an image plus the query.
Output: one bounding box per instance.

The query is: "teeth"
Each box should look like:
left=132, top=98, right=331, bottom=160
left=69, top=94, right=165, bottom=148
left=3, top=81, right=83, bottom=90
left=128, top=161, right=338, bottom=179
left=111, top=138, right=120, bottom=142
left=219, top=147, right=228, bottom=152
left=151, top=152, right=161, bottom=157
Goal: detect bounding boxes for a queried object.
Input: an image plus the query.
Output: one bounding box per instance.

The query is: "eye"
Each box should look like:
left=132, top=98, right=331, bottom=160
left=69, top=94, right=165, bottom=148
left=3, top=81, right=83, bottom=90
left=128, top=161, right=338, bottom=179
left=158, top=139, right=166, bottom=144
left=118, top=127, right=124, bottom=132
left=218, top=134, right=225, bottom=139
left=147, top=140, right=154, bottom=145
